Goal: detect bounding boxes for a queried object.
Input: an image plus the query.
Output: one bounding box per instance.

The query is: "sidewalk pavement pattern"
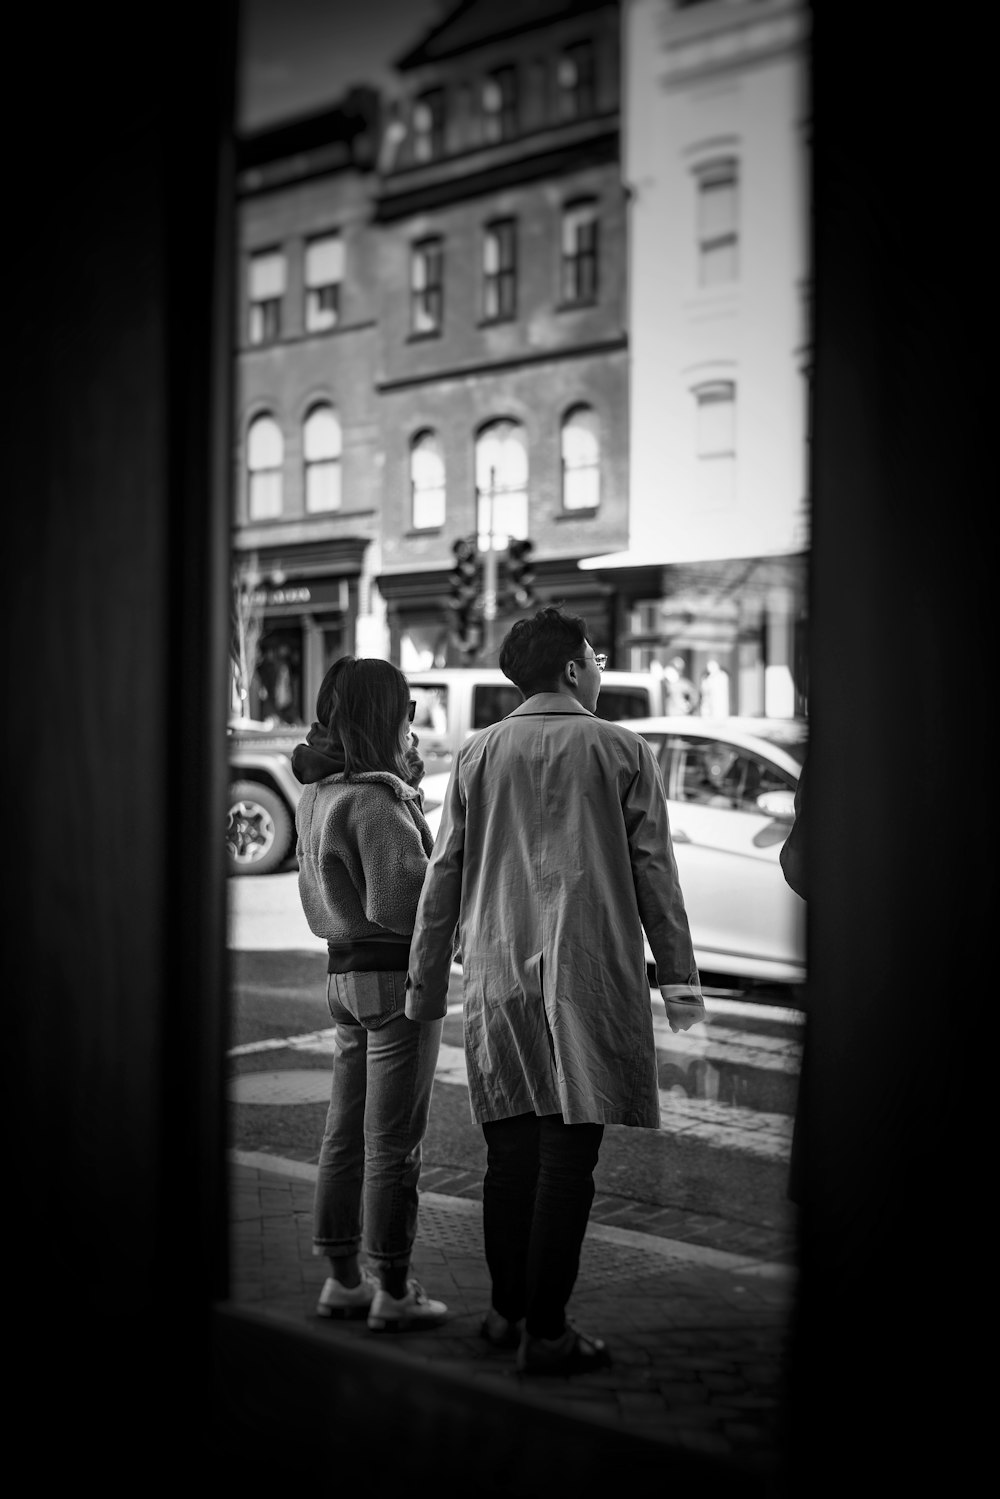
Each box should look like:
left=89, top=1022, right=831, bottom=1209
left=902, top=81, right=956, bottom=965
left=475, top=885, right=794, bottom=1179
left=228, top=1150, right=797, bottom=1489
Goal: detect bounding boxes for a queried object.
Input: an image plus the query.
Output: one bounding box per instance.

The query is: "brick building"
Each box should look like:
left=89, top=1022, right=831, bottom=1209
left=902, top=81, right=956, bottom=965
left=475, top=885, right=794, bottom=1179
left=372, top=0, right=630, bottom=668
left=231, top=2, right=629, bottom=703
left=232, top=89, right=385, bottom=723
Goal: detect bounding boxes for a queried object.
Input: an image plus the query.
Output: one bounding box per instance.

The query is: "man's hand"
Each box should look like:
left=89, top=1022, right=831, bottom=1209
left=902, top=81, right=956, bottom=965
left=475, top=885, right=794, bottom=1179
left=659, top=988, right=707, bottom=1034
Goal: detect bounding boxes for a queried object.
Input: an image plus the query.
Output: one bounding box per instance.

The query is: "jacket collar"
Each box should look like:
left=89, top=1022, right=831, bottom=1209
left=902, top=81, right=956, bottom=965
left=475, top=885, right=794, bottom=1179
left=324, top=770, right=422, bottom=801
left=507, top=692, right=595, bottom=718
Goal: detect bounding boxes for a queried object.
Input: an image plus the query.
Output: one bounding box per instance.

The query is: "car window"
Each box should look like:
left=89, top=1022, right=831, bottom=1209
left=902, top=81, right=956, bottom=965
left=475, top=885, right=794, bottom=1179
left=670, top=735, right=794, bottom=811
left=410, top=685, right=449, bottom=734
left=472, top=683, right=522, bottom=729
left=595, top=688, right=651, bottom=722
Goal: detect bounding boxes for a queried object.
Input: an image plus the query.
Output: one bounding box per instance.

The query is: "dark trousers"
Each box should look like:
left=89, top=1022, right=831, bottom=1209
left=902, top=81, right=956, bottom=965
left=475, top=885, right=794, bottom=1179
left=481, top=1111, right=605, bottom=1339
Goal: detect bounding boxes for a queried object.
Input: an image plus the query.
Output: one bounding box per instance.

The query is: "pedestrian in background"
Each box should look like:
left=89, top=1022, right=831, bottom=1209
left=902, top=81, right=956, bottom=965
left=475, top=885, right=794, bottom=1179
left=406, top=607, right=705, bottom=1375
left=293, top=656, right=448, bottom=1331
left=698, top=657, right=731, bottom=717
left=663, top=654, right=699, bottom=714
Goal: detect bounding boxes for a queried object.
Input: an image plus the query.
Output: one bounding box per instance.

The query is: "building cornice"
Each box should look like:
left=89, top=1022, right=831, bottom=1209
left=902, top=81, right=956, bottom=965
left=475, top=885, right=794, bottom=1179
left=657, top=1, right=808, bottom=88
left=231, top=534, right=371, bottom=575
left=374, top=124, right=618, bottom=221
left=377, top=334, right=627, bottom=393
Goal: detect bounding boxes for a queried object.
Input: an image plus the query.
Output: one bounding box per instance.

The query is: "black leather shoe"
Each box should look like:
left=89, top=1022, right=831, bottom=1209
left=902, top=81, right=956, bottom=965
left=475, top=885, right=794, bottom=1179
left=517, top=1322, right=612, bottom=1376
left=480, top=1309, right=523, bottom=1349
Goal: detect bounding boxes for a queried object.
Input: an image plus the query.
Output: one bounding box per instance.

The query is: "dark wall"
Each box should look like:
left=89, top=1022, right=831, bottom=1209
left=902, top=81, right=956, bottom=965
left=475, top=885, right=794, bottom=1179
left=785, top=5, right=989, bottom=1490
left=6, top=0, right=237, bottom=1462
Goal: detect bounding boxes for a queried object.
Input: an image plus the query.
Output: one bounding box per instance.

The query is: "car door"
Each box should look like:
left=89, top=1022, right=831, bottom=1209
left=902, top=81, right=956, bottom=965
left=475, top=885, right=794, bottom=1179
left=642, top=730, right=805, bottom=981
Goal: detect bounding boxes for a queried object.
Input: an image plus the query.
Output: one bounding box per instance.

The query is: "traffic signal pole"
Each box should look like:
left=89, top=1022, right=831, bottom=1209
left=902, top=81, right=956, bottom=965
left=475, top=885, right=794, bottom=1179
left=483, top=470, right=499, bottom=660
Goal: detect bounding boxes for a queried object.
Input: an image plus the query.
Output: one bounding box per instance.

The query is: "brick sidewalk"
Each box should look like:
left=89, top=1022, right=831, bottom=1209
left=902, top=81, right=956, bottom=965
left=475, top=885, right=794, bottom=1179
left=228, top=1154, right=796, bottom=1485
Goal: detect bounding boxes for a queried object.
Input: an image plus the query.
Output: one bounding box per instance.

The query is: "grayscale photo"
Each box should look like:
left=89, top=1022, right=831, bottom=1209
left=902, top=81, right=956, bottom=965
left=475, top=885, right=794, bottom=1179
left=9, top=2, right=986, bottom=1495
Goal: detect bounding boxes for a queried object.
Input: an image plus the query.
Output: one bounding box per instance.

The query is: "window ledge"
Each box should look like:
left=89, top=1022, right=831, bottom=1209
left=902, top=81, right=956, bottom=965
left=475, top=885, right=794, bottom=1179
left=555, top=507, right=599, bottom=520
left=407, top=329, right=442, bottom=343
left=556, top=299, right=599, bottom=313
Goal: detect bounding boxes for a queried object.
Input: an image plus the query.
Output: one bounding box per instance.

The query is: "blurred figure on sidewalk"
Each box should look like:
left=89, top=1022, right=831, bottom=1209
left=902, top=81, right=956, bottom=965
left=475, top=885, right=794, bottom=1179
left=664, top=654, right=699, bottom=714
left=699, top=657, right=731, bottom=717
left=293, top=656, right=449, bottom=1333
left=406, top=607, right=705, bottom=1376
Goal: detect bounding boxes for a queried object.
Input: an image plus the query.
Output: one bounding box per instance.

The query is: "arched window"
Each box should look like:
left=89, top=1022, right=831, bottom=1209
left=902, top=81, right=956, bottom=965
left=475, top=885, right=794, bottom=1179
left=303, top=404, right=342, bottom=513
left=561, top=405, right=600, bottom=510
left=476, top=419, right=528, bottom=550
left=694, top=158, right=739, bottom=287
left=410, top=431, right=446, bottom=530
left=693, top=380, right=736, bottom=508
left=247, top=414, right=283, bottom=519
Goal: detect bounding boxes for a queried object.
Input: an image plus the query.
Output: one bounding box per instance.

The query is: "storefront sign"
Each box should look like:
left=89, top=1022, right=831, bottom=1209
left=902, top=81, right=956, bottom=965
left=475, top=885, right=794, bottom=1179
left=245, top=578, right=349, bottom=610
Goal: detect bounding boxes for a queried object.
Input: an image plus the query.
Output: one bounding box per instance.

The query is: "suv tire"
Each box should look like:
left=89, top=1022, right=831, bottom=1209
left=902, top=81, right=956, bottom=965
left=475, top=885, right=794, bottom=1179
left=226, top=779, right=294, bottom=876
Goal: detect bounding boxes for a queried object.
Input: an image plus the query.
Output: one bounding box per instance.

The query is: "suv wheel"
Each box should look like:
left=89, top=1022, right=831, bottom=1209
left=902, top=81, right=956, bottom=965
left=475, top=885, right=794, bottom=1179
left=226, top=780, right=293, bottom=876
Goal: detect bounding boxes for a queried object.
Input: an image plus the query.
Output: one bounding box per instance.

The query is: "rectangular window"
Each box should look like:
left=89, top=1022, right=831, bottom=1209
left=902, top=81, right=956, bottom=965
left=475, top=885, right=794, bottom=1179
left=411, top=238, right=443, bottom=335
left=482, top=66, right=517, bottom=142
left=561, top=203, right=599, bottom=305
left=248, top=250, right=285, bottom=345
left=482, top=220, right=516, bottom=322
left=412, top=89, right=445, bottom=162
left=697, top=162, right=739, bottom=287
left=304, top=234, right=343, bottom=332
left=557, top=41, right=595, bottom=119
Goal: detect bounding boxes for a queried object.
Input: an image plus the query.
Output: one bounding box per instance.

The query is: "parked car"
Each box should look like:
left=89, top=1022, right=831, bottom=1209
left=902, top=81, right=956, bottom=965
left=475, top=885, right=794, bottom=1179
left=421, top=716, right=807, bottom=992
left=226, top=718, right=304, bottom=875
left=225, top=669, right=669, bottom=875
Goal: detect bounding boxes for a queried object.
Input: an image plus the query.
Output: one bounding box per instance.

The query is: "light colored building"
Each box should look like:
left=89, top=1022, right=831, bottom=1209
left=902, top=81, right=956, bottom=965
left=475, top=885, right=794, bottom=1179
left=582, top=0, right=810, bottom=717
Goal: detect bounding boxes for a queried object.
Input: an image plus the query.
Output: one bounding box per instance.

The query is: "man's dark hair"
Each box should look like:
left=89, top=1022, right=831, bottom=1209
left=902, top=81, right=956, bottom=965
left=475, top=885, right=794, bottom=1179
left=499, top=606, right=589, bottom=696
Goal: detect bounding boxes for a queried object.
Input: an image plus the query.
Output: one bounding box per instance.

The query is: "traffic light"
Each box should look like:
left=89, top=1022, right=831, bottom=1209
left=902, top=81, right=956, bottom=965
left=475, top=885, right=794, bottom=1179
left=448, top=535, right=481, bottom=617
left=505, top=537, right=536, bottom=609
left=447, top=534, right=484, bottom=659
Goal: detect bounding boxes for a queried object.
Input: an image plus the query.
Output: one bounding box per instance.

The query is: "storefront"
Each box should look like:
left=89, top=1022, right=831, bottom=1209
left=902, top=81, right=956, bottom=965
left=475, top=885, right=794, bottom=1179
left=591, top=553, right=808, bottom=719
left=231, top=540, right=367, bottom=724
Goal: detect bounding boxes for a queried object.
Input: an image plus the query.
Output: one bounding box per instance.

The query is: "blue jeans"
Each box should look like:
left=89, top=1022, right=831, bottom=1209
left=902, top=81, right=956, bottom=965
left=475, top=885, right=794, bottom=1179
left=482, top=1111, right=605, bottom=1339
left=313, top=970, right=443, bottom=1275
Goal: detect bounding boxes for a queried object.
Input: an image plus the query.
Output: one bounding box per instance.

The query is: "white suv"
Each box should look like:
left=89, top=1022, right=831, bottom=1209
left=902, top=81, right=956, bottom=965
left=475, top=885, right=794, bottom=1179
left=406, top=667, right=667, bottom=778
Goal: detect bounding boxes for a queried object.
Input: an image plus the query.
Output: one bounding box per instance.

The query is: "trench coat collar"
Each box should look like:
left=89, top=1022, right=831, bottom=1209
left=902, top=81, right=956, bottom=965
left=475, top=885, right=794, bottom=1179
left=507, top=692, right=595, bottom=718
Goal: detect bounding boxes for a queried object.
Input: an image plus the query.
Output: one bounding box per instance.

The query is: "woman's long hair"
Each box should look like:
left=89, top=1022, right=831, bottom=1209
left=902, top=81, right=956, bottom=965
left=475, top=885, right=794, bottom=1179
left=316, top=656, right=412, bottom=781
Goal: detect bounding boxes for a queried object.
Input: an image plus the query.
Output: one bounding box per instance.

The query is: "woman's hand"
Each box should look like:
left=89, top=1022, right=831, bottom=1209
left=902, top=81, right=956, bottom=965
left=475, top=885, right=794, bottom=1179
left=404, top=730, right=425, bottom=787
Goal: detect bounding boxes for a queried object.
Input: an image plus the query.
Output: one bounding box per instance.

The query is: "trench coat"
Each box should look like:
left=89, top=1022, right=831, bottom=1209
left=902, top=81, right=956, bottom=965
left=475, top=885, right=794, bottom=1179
left=405, top=694, right=701, bottom=1127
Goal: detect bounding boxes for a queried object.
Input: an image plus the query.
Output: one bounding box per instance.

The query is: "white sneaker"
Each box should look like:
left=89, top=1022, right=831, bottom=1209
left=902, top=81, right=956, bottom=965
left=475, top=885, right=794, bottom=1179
left=367, top=1279, right=448, bottom=1332
left=316, top=1269, right=378, bottom=1320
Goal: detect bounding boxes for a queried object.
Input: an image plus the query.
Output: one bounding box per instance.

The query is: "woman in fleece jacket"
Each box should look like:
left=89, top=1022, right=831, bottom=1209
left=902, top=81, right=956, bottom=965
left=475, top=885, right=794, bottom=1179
left=293, top=655, right=447, bottom=1332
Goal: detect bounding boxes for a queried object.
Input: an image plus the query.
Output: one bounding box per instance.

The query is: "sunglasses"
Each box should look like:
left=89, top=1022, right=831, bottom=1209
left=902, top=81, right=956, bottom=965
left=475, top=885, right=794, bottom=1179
left=408, top=700, right=416, bottom=722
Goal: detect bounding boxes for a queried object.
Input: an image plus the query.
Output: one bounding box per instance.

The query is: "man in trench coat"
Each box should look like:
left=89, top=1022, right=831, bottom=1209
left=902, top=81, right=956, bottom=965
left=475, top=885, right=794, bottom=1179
left=406, top=607, right=705, bottom=1375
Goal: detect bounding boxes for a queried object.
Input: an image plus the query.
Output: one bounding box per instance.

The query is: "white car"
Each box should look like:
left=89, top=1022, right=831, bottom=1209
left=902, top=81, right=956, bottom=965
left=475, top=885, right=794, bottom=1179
left=420, top=716, right=806, bottom=993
